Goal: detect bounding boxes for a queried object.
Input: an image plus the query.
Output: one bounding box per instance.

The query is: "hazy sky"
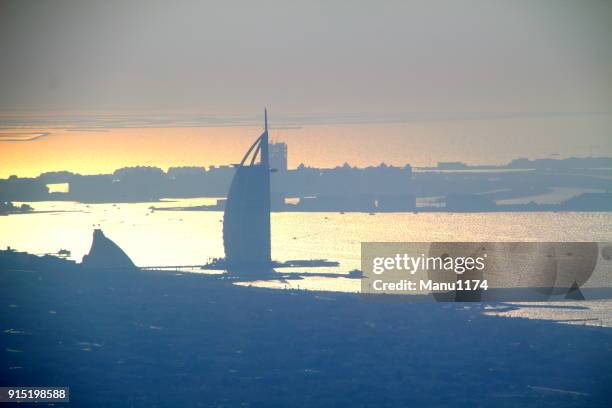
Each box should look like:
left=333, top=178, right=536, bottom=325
left=0, top=0, right=611, bottom=176
left=1, top=0, right=610, bottom=114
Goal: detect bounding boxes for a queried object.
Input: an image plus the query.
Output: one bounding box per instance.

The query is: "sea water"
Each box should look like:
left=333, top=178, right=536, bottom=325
left=2, top=199, right=611, bottom=325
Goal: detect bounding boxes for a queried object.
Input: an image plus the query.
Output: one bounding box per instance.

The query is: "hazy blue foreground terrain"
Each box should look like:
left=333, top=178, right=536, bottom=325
left=2, top=268, right=611, bottom=407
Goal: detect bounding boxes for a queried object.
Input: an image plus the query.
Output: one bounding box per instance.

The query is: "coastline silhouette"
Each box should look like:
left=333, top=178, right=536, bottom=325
left=1, top=155, right=610, bottom=212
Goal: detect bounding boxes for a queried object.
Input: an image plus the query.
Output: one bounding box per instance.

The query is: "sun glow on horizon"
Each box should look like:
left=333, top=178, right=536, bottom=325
left=1, top=115, right=611, bottom=178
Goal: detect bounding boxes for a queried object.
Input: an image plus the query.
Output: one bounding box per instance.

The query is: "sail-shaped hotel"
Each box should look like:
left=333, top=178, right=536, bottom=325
left=222, top=110, right=272, bottom=273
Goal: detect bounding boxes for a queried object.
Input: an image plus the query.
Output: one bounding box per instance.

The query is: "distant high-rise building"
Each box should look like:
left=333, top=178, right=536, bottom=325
left=269, top=142, right=288, bottom=172
left=222, top=110, right=272, bottom=273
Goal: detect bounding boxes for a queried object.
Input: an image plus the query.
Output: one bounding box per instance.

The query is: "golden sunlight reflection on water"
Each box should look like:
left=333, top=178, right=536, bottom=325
left=2, top=200, right=610, bottom=285
left=3, top=200, right=611, bottom=269
left=2, top=202, right=612, bottom=325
